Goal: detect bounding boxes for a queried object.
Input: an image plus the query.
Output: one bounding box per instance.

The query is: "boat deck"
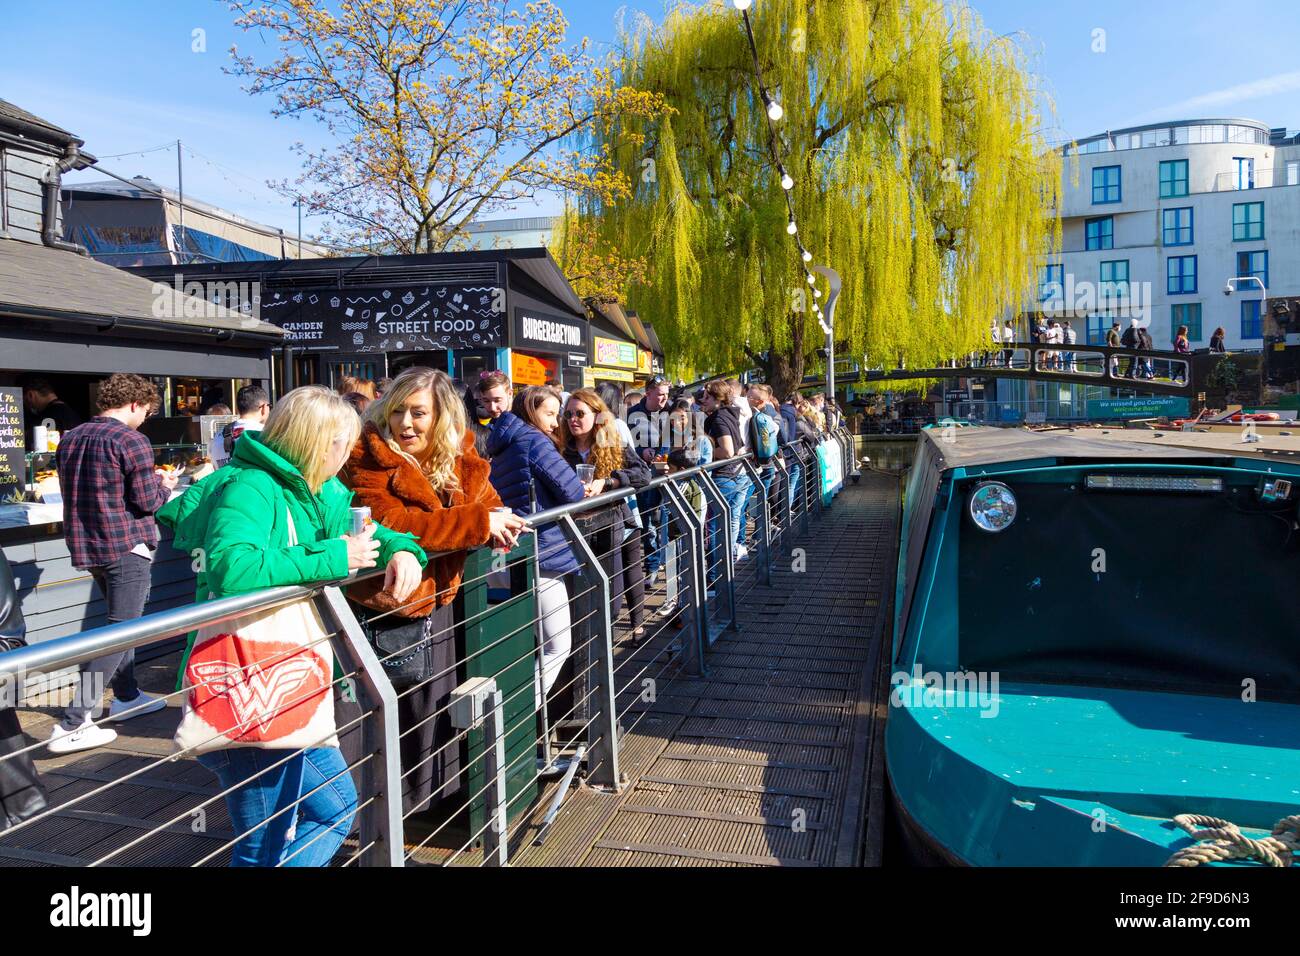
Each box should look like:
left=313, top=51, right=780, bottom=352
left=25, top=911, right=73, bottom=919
left=1, top=471, right=901, bottom=867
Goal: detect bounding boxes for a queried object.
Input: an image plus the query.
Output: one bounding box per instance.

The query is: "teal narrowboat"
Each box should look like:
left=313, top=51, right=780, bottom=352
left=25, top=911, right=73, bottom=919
left=886, top=426, right=1300, bottom=866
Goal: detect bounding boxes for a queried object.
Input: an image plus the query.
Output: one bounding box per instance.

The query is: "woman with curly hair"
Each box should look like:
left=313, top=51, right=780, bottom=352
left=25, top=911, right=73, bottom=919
left=560, top=389, right=652, bottom=639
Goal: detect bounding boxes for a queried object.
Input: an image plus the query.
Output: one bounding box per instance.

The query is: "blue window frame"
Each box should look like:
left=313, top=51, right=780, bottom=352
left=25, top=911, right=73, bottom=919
left=1085, top=216, right=1114, bottom=251
left=1171, top=303, right=1202, bottom=341
left=1167, top=255, right=1197, bottom=294
left=1234, top=157, right=1255, bottom=190
left=1236, top=250, right=1268, bottom=289
left=1232, top=202, right=1264, bottom=241
left=1099, top=260, right=1129, bottom=300
left=1085, top=315, right=1110, bottom=345
left=1159, top=160, right=1188, bottom=198
left=1040, top=263, right=1064, bottom=301
left=1240, top=299, right=1262, bottom=339
left=1161, top=207, right=1193, bottom=246
left=1092, top=165, right=1121, bottom=204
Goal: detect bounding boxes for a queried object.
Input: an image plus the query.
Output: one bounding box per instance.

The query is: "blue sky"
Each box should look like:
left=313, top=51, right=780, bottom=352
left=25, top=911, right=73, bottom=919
left=2, top=0, right=1297, bottom=238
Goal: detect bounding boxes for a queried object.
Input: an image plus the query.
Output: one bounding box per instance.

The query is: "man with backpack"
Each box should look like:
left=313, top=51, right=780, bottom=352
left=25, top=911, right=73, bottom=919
left=210, top=385, right=270, bottom=468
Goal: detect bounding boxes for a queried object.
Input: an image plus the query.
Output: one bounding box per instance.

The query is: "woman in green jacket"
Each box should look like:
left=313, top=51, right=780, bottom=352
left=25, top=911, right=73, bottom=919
left=161, top=385, right=426, bottom=867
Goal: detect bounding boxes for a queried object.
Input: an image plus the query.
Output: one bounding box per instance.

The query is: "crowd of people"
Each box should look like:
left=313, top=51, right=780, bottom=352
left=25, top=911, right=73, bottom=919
left=16, top=366, right=842, bottom=867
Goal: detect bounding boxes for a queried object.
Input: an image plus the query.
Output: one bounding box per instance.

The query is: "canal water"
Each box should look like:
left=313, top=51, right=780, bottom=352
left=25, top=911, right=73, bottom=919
left=858, top=438, right=917, bottom=473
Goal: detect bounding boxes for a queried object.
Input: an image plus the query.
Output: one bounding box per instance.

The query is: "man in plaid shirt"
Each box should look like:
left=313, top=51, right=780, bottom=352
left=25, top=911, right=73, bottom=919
left=49, top=374, right=178, bottom=753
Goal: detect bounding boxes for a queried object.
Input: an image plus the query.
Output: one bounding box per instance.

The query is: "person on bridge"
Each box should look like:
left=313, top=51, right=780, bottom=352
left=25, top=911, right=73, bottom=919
left=1173, top=325, right=1191, bottom=384
left=1002, top=321, right=1016, bottom=367
left=1210, top=327, right=1227, bottom=353
left=1138, top=325, right=1155, bottom=379
left=1062, top=321, right=1077, bottom=372
left=1121, top=318, right=1142, bottom=378
left=1107, top=321, right=1123, bottom=376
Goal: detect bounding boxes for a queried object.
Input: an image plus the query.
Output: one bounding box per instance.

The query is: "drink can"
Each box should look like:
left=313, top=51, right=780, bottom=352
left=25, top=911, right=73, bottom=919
left=349, top=506, right=372, bottom=536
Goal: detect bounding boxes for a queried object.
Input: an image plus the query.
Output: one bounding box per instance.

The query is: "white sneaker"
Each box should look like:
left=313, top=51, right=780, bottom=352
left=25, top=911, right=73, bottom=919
left=108, top=691, right=167, bottom=722
left=48, top=719, right=118, bottom=754
left=734, top=544, right=749, bottom=563
left=647, top=569, right=662, bottom=589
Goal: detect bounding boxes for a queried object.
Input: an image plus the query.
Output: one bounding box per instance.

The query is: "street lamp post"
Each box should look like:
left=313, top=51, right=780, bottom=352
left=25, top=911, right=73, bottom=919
left=813, top=265, right=842, bottom=406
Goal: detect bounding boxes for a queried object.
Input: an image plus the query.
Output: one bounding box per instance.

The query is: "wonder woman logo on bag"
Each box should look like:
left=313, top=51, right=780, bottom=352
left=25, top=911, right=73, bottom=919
left=186, top=639, right=330, bottom=742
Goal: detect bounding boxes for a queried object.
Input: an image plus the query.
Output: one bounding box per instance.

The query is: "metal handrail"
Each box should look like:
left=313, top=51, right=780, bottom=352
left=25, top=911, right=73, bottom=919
left=0, top=443, right=851, bottom=867
left=0, top=453, right=757, bottom=683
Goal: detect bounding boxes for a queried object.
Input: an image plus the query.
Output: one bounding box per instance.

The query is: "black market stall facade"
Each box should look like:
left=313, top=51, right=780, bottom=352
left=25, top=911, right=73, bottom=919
left=129, top=247, right=592, bottom=393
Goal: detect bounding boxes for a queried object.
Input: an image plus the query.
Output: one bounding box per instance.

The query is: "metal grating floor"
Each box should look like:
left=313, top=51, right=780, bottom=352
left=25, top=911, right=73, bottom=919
left=507, top=471, right=901, bottom=867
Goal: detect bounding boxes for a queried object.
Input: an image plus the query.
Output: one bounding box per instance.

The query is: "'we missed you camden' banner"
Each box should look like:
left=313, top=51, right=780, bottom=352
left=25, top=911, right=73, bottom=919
left=816, top=438, right=843, bottom=505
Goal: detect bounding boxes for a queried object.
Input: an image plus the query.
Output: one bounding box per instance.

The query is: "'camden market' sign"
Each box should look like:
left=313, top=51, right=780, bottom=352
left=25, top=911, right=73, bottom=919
left=1086, top=396, right=1191, bottom=419
left=511, top=306, right=587, bottom=354
left=262, top=285, right=505, bottom=352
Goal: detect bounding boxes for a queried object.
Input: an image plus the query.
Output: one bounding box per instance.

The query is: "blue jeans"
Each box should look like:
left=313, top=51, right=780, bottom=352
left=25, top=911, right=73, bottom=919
left=787, top=460, right=802, bottom=511
left=708, top=473, right=752, bottom=567
left=746, top=466, right=775, bottom=537
left=198, top=746, right=357, bottom=867
left=63, top=552, right=149, bottom=729
left=641, top=497, right=668, bottom=575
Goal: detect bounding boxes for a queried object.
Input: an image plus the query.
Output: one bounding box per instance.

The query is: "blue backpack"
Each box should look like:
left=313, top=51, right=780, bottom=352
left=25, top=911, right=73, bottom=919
left=750, top=409, right=780, bottom=462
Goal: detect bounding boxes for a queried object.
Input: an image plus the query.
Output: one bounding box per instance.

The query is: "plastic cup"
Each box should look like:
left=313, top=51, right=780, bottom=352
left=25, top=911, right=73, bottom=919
left=576, top=464, right=596, bottom=485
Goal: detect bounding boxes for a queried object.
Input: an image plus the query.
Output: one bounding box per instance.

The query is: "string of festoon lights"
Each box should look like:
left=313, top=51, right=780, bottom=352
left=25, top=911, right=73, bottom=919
left=731, top=0, right=830, bottom=335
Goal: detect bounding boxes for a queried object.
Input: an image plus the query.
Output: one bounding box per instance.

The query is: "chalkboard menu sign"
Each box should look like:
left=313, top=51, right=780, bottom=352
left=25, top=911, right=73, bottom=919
left=0, top=388, right=25, bottom=496
left=261, top=285, right=505, bottom=352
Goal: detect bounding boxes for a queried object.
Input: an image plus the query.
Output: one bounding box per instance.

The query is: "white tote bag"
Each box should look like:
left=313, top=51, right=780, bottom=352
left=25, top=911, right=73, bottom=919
left=174, top=509, right=339, bottom=755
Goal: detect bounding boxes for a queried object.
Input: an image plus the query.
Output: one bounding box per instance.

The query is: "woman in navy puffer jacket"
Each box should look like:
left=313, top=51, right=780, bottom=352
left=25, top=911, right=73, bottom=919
left=487, top=386, right=585, bottom=696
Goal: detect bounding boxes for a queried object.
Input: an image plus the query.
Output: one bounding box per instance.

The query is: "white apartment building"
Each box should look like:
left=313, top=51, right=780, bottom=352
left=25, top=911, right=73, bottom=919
left=1045, top=118, right=1299, bottom=349
left=992, top=118, right=1300, bottom=420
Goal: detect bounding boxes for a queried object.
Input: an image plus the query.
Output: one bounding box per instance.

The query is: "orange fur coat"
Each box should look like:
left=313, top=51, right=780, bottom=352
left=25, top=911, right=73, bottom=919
left=342, top=423, right=501, bottom=617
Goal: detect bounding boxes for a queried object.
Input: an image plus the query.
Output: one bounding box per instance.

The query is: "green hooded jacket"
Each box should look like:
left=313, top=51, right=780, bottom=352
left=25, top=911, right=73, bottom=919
left=157, top=429, right=428, bottom=686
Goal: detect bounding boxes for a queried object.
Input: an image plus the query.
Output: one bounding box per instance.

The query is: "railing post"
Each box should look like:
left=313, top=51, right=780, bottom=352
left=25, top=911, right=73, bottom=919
left=739, top=457, right=771, bottom=587
left=319, top=586, right=404, bottom=868
left=695, top=467, right=737, bottom=638
left=556, top=513, right=621, bottom=791
left=449, top=677, right=507, bottom=866
left=659, top=477, right=707, bottom=677
left=772, top=454, right=791, bottom=557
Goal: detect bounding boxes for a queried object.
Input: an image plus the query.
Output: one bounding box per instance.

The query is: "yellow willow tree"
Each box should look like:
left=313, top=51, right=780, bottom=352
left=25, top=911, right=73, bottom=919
left=574, top=0, right=1062, bottom=394
left=226, top=0, right=665, bottom=253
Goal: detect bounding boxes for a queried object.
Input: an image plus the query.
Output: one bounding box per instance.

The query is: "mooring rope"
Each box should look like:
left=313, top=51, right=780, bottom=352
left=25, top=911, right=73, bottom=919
left=1163, top=813, right=1300, bottom=867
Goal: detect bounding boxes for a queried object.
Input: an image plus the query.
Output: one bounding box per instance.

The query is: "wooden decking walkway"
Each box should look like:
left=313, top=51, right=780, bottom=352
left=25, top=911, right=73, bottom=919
left=508, top=470, right=900, bottom=866
left=1, top=470, right=900, bottom=867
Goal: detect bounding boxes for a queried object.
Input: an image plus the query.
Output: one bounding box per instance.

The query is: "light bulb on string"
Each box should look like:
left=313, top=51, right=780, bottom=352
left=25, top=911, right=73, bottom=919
left=732, top=0, right=752, bottom=9
left=806, top=273, right=816, bottom=286
left=813, top=288, right=822, bottom=298
left=766, top=98, right=784, bottom=122
left=786, top=219, right=798, bottom=235
left=801, top=248, right=812, bottom=263
left=779, top=167, right=794, bottom=191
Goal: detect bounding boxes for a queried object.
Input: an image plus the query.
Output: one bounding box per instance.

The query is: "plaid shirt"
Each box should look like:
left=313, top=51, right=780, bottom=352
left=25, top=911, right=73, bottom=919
left=56, top=417, right=166, bottom=569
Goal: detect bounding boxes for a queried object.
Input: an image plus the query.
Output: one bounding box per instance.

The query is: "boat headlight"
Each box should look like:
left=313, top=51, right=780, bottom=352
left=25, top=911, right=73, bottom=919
left=968, top=481, right=1017, bottom=533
